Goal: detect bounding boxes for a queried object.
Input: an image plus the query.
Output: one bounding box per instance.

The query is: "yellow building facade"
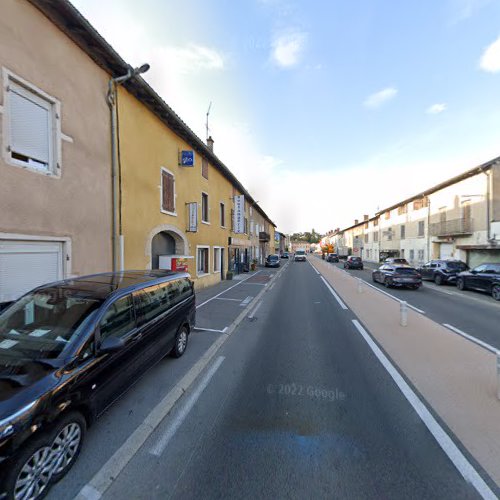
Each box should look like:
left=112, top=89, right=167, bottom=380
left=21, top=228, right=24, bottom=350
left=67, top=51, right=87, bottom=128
left=117, top=88, right=275, bottom=289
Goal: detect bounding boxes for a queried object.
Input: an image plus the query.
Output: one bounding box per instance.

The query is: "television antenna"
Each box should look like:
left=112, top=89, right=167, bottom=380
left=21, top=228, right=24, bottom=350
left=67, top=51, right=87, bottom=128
left=206, top=101, right=212, bottom=141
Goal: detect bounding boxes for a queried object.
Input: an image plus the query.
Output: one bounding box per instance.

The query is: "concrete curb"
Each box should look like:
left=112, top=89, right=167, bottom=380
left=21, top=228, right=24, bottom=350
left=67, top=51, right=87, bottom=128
left=75, top=261, right=288, bottom=500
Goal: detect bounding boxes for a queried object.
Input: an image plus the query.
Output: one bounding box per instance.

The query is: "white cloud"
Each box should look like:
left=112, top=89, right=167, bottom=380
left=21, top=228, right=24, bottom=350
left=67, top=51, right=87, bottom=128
left=449, top=0, right=493, bottom=23
left=363, top=87, right=398, bottom=109
left=426, top=103, right=447, bottom=114
left=479, top=35, right=500, bottom=73
left=271, top=31, right=307, bottom=68
left=160, top=44, right=224, bottom=75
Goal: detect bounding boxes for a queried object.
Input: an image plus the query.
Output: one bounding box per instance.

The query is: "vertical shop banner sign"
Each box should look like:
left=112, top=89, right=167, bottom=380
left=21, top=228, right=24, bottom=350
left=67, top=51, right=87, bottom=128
left=187, top=202, right=198, bottom=232
left=233, top=195, right=245, bottom=234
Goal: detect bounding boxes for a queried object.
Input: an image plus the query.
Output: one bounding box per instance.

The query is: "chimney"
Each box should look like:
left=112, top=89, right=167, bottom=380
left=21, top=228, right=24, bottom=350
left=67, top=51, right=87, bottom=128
left=354, top=219, right=359, bottom=225
left=364, top=214, right=369, bottom=221
left=207, top=136, right=214, bottom=152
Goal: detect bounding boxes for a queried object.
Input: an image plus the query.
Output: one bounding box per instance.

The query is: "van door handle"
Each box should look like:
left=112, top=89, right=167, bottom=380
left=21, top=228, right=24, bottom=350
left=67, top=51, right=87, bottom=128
left=130, top=332, right=143, bottom=342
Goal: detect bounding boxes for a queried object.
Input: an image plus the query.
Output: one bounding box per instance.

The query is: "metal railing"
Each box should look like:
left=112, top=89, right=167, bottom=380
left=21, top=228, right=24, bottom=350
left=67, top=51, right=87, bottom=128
left=429, top=217, right=473, bottom=236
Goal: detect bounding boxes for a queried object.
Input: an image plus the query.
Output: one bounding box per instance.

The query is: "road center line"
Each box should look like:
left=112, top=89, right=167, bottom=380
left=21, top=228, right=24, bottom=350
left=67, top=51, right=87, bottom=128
left=248, top=300, right=263, bottom=319
left=442, top=324, right=497, bottom=353
left=351, top=320, right=496, bottom=500
left=150, top=356, right=225, bottom=457
left=319, top=276, right=348, bottom=310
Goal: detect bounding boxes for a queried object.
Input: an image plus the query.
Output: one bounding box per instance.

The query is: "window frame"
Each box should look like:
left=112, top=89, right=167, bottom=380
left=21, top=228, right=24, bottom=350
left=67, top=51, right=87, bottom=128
left=220, top=202, right=226, bottom=228
left=196, top=245, right=210, bottom=276
left=2, top=68, right=62, bottom=177
left=201, top=192, right=210, bottom=224
left=97, top=294, right=137, bottom=344
left=160, top=167, right=177, bottom=216
left=213, top=246, right=222, bottom=273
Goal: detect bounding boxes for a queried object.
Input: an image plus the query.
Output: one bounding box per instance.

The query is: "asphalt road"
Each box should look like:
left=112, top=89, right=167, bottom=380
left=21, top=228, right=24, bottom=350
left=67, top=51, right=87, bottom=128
left=101, top=258, right=479, bottom=499
left=332, top=259, right=500, bottom=350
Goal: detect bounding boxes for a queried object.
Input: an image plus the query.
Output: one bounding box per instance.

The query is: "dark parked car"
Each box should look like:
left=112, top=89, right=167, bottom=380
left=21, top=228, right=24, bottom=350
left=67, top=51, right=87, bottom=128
left=0, top=270, right=195, bottom=500
left=456, top=263, right=500, bottom=301
left=384, top=257, right=409, bottom=266
left=372, top=264, right=422, bottom=289
left=281, top=252, right=289, bottom=259
left=265, top=254, right=280, bottom=268
left=344, top=256, right=363, bottom=270
left=327, top=253, right=339, bottom=263
left=418, top=259, right=468, bottom=285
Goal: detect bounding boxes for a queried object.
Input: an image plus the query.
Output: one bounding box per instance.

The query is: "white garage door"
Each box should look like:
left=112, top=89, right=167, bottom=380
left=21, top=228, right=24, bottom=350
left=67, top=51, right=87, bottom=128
left=0, top=241, right=63, bottom=303
left=439, top=243, right=454, bottom=260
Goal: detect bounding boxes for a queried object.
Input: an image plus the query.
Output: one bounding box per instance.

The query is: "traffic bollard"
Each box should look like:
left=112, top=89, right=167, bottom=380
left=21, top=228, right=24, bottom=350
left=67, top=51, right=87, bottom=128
left=357, top=279, right=363, bottom=294
left=400, top=301, right=408, bottom=327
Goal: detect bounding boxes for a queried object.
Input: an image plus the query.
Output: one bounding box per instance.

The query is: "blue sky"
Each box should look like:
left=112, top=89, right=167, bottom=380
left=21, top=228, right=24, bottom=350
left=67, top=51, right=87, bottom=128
left=71, top=0, right=500, bottom=233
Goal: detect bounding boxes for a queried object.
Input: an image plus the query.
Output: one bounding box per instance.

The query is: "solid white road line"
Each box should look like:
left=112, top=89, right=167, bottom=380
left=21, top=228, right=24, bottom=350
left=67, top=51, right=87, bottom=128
left=196, top=271, right=261, bottom=309
left=268, top=282, right=275, bottom=291
left=320, top=276, right=348, bottom=310
left=360, top=279, right=426, bottom=314
left=351, top=320, right=496, bottom=500
left=442, top=324, right=497, bottom=354
left=215, top=297, right=242, bottom=302
left=307, top=259, right=321, bottom=274
left=248, top=300, right=263, bottom=319
left=193, top=327, right=227, bottom=333
left=150, top=356, right=225, bottom=457
left=240, top=296, right=253, bottom=307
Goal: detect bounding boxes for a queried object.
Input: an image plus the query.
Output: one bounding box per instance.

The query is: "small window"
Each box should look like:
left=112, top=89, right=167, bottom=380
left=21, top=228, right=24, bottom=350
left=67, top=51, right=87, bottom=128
left=398, top=205, right=407, bottom=215
left=418, top=221, right=425, bottom=237
left=364, top=234, right=369, bottom=243
left=5, top=76, right=59, bottom=175
left=202, top=158, right=208, bottom=179
left=213, top=247, right=221, bottom=272
left=202, top=193, right=209, bottom=223
left=373, top=219, right=379, bottom=227
left=197, top=247, right=209, bottom=275
left=374, top=232, right=379, bottom=242
left=161, top=169, right=175, bottom=213
left=220, top=202, right=225, bottom=227
left=100, top=295, right=136, bottom=341
left=400, top=225, right=406, bottom=239
left=409, top=249, right=415, bottom=260
left=418, top=250, right=425, bottom=261
left=135, top=285, right=170, bottom=325
left=385, top=211, right=391, bottom=220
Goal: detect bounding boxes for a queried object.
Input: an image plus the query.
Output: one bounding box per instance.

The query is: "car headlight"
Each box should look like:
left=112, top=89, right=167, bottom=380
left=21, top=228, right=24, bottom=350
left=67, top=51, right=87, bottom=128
left=0, top=401, right=38, bottom=440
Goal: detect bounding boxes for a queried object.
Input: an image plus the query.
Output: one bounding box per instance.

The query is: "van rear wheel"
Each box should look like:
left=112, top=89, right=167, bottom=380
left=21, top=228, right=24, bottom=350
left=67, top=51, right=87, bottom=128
left=171, top=326, right=189, bottom=358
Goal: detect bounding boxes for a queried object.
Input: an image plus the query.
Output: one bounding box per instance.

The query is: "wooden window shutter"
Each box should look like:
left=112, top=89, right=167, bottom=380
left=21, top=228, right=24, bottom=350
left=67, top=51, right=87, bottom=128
left=162, top=171, right=175, bottom=212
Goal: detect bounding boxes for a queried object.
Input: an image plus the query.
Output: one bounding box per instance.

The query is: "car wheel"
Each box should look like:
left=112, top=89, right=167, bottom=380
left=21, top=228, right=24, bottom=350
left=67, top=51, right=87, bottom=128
left=384, top=277, right=391, bottom=288
left=372, top=274, right=377, bottom=282
left=492, top=285, right=500, bottom=301
left=171, top=325, right=189, bottom=358
left=360, top=266, right=364, bottom=270
left=457, top=278, right=466, bottom=291
left=48, top=412, right=86, bottom=483
left=434, top=274, right=443, bottom=286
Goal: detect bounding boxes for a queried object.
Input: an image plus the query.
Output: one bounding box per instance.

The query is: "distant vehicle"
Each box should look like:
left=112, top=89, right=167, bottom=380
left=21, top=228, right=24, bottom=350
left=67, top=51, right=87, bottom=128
left=0, top=271, right=195, bottom=500
left=384, top=257, right=409, bottom=266
left=456, top=263, right=500, bottom=300
left=265, top=254, right=280, bottom=268
left=372, top=265, right=422, bottom=289
left=344, top=256, right=364, bottom=270
left=294, top=250, right=306, bottom=262
left=417, top=260, right=468, bottom=286
left=327, top=253, right=339, bottom=263
left=281, top=252, right=289, bottom=259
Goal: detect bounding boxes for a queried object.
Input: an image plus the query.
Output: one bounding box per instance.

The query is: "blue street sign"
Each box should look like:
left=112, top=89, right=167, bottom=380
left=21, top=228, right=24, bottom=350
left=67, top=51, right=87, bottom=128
left=180, top=150, right=194, bottom=166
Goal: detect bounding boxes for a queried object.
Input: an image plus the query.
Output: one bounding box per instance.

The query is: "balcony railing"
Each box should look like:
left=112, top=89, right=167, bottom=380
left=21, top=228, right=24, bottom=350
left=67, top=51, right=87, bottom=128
left=259, top=231, right=270, bottom=242
left=429, top=218, right=473, bottom=237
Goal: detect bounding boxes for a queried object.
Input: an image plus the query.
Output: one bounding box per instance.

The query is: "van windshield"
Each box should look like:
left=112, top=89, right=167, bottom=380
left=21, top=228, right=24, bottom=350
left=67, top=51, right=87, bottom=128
left=0, top=289, right=102, bottom=359
left=296, top=250, right=305, bottom=255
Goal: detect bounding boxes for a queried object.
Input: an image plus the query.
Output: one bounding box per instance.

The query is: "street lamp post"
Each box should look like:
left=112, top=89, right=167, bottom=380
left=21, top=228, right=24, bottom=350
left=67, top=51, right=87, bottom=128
left=107, top=64, right=150, bottom=272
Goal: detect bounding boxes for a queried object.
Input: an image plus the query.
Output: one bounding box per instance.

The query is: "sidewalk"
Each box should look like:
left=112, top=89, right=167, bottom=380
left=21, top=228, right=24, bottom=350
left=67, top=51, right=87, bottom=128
left=311, top=256, right=500, bottom=490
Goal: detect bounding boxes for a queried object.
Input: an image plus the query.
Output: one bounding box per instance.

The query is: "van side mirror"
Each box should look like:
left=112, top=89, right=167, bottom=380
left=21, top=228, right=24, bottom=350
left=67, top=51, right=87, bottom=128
left=99, top=336, right=125, bottom=354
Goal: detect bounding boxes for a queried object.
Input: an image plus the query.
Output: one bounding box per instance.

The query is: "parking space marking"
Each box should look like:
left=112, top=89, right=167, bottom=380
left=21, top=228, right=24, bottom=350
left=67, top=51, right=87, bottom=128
left=193, top=327, right=228, bottom=333
left=240, top=296, right=253, bottom=307
left=248, top=300, right=263, bottom=319
left=442, top=324, right=496, bottom=353
left=150, top=356, right=225, bottom=457
left=351, top=320, right=496, bottom=500
left=196, top=271, right=262, bottom=309
left=215, top=297, right=242, bottom=302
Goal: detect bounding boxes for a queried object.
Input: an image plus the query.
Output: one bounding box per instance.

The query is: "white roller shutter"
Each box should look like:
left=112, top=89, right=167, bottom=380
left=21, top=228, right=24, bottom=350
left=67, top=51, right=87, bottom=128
left=439, top=243, right=454, bottom=260
left=0, top=241, right=63, bottom=303
left=9, top=83, right=52, bottom=168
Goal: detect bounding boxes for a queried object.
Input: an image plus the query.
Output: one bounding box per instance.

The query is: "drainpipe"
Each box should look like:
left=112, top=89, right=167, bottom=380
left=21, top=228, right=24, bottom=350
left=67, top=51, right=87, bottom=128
left=485, top=169, right=492, bottom=242
left=106, top=64, right=150, bottom=272
left=427, top=196, right=431, bottom=261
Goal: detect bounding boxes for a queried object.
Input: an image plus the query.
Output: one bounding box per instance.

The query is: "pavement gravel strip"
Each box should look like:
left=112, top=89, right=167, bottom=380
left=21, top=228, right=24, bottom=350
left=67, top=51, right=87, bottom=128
left=74, top=263, right=289, bottom=500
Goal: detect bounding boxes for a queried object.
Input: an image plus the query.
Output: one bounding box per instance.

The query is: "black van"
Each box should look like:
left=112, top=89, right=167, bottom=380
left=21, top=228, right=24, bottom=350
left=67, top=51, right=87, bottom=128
left=0, top=270, right=195, bottom=500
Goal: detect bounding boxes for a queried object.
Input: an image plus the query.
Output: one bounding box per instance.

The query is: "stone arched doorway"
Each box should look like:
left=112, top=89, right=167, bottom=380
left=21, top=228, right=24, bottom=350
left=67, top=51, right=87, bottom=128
left=151, top=232, right=176, bottom=269
left=146, top=224, right=190, bottom=270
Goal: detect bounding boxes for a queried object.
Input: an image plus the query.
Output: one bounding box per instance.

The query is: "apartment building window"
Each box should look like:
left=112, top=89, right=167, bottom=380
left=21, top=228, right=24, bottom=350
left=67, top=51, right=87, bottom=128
left=161, top=168, right=176, bottom=214
left=197, top=246, right=209, bottom=275
left=244, top=218, right=249, bottom=234
left=462, top=201, right=471, bottom=221
left=213, top=247, right=221, bottom=273
left=220, top=202, right=225, bottom=227
left=374, top=232, right=379, bottom=242
left=418, top=221, right=425, bottom=237
left=413, top=198, right=428, bottom=210
left=201, top=158, right=208, bottom=179
left=364, top=233, right=369, bottom=243
left=230, top=209, right=234, bottom=231
left=418, top=249, right=424, bottom=261
left=398, top=205, right=407, bottom=215
left=201, top=192, right=209, bottom=223
left=4, top=72, right=61, bottom=176
left=400, top=225, right=406, bottom=239
left=373, top=218, right=379, bottom=227
left=401, top=249, right=405, bottom=258
left=410, top=249, right=415, bottom=261
left=364, top=222, right=369, bottom=229
left=385, top=211, right=391, bottom=220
